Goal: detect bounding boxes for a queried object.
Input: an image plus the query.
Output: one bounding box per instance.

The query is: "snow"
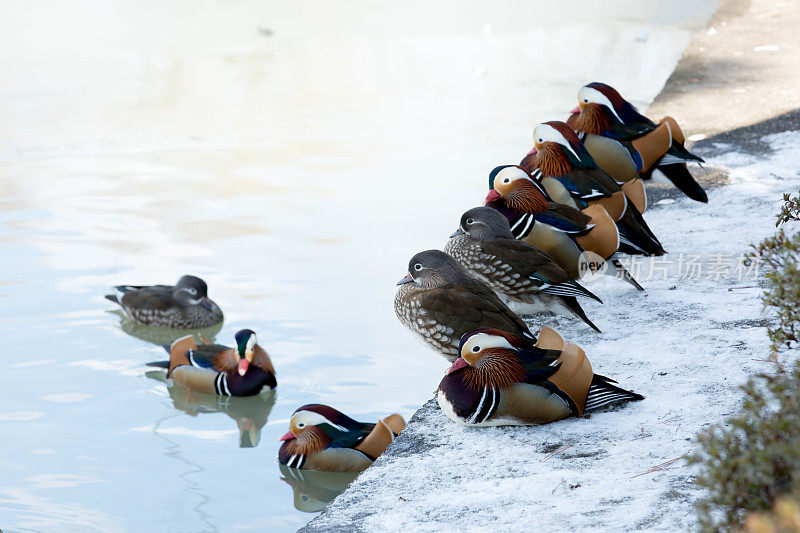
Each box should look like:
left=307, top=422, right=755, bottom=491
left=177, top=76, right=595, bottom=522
left=301, top=131, right=800, bottom=531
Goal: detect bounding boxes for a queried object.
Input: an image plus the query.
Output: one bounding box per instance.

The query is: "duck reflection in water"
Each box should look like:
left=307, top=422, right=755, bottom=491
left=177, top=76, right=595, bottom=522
left=279, top=464, right=358, bottom=513
left=109, top=308, right=223, bottom=347
left=146, top=370, right=275, bottom=448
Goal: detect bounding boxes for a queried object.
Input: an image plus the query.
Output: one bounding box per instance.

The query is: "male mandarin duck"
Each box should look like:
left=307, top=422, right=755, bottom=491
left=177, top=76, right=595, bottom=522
left=487, top=165, right=620, bottom=262
left=394, top=249, right=537, bottom=361
left=487, top=165, right=643, bottom=290
left=445, top=206, right=602, bottom=332
left=568, top=82, right=707, bottom=203
left=147, top=329, right=277, bottom=396
left=105, top=275, right=223, bottom=329
left=437, top=328, right=643, bottom=426
left=278, top=404, right=405, bottom=472
left=519, top=121, right=666, bottom=257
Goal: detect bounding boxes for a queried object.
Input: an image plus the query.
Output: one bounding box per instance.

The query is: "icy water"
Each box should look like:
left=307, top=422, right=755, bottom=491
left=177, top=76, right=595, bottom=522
left=0, top=1, right=716, bottom=531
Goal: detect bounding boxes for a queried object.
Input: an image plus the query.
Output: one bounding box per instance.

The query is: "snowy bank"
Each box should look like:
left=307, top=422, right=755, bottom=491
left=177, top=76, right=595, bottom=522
left=302, top=131, right=800, bottom=531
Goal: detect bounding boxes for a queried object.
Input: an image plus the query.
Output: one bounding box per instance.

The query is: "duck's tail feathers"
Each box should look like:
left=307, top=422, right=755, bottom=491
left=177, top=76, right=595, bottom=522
left=146, top=360, right=170, bottom=369
left=665, top=142, right=704, bottom=164
left=540, top=281, right=602, bottom=304
left=559, top=296, right=601, bottom=333
left=610, top=259, right=645, bottom=291
left=584, top=374, right=644, bottom=411
left=617, top=204, right=666, bottom=256
left=114, top=284, right=143, bottom=293
left=656, top=164, right=708, bottom=203
left=105, top=284, right=142, bottom=306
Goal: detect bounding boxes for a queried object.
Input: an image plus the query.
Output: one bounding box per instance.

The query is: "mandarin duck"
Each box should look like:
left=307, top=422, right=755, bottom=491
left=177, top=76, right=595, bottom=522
left=487, top=165, right=620, bottom=262
left=147, top=329, right=277, bottom=397
left=568, top=82, right=707, bottom=203
left=278, top=404, right=405, bottom=472
left=437, top=328, right=643, bottom=426
left=445, top=206, right=602, bottom=332
left=487, top=165, right=643, bottom=290
left=105, top=275, right=223, bottom=329
left=394, top=249, right=537, bottom=361
left=519, top=121, right=665, bottom=257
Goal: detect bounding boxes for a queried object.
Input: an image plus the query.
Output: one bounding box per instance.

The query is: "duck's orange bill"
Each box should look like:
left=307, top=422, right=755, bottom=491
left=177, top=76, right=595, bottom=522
left=238, top=359, right=249, bottom=376
left=279, top=431, right=296, bottom=441
left=446, top=358, right=468, bottom=375
left=485, top=189, right=501, bottom=203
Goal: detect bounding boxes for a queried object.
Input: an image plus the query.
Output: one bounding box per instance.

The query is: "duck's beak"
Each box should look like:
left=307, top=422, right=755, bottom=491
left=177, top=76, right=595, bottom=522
left=446, top=357, right=469, bottom=375
left=449, top=227, right=465, bottom=238
left=570, top=105, right=580, bottom=115
left=485, top=189, right=501, bottom=204
left=396, top=273, right=414, bottom=285
left=199, top=297, right=214, bottom=311
left=279, top=430, right=296, bottom=441
left=238, top=359, right=250, bottom=376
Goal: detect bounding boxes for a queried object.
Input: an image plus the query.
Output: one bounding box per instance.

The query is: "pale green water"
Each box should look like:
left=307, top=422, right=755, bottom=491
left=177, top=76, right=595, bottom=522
left=0, top=1, right=716, bottom=531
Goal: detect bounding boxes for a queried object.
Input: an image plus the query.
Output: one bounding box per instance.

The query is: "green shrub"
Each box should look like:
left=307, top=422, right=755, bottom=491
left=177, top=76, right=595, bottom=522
left=776, top=191, right=800, bottom=226
left=692, top=191, right=800, bottom=531
left=752, top=229, right=800, bottom=354
left=691, top=364, right=800, bottom=531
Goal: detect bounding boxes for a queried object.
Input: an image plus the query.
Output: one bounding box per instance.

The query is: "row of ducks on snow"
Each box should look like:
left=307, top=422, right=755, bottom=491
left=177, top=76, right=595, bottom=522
left=106, top=83, right=704, bottom=481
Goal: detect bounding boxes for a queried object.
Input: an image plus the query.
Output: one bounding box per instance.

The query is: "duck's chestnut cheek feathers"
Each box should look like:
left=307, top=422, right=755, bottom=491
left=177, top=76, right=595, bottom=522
left=289, top=419, right=307, bottom=437
left=462, top=350, right=482, bottom=366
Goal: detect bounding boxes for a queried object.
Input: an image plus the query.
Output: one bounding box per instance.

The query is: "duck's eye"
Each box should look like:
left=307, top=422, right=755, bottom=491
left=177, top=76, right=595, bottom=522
left=503, top=178, right=510, bottom=183
left=472, top=346, right=480, bottom=353
left=297, top=423, right=305, bottom=428
left=583, top=98, right=588, bottom=103
left=538, top=138, right=543, bottom=143
left=187, top=288, right=197, bottom=295
left=414, top=263, right=422, bottom=271
left=466, top=218, right=474, bottom=225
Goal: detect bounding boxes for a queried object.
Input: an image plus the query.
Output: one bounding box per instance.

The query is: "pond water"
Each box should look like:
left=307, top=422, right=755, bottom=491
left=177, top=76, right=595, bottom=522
left=0, top=1, right=716, bottom=531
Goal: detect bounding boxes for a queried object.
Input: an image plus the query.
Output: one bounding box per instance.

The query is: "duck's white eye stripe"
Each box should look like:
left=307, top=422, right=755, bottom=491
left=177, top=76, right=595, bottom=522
left=496, top=167, right=528, bottom=184
left=533, top=124, right=580, bottom=160
left=246, top=335, right=256, bottom=353
left=461, top=333, right=514, bottom=357
left=578, top=86, right=624, bottom=123
left=291, top=411, right=349, bottom=433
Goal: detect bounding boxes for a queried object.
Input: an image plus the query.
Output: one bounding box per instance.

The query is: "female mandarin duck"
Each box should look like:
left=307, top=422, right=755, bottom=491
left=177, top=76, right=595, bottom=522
left=278, top=404, right=405, bottom=472
left=445, top=206, right=602, bottom=332
left=568, top=82, right=707, bottom=203
left=437, top=328, right=643, bottom=426
left=147, top=329, right=277, bottom=396
left=486, top=165, right=643, bottom=290
left=394, top=249, right=537, bottom=361
left=105, top=274, right=223, bottom=329
left=519, top=121, right=666, bottom=257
